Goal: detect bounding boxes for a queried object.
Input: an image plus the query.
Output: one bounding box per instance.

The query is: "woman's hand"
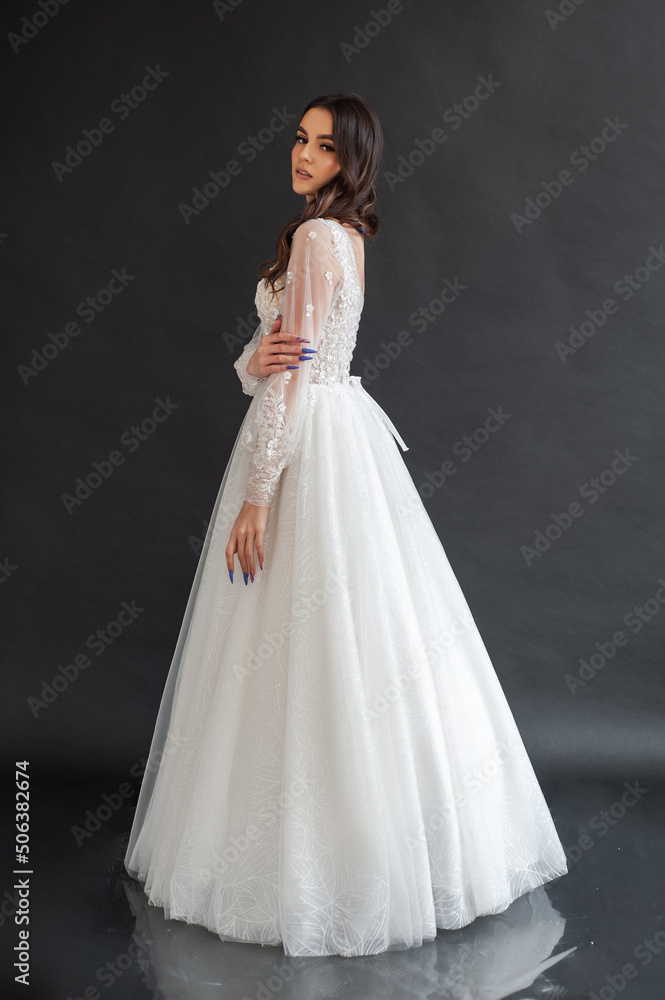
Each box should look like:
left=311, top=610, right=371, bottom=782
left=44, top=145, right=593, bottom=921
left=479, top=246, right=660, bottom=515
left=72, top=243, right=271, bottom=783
left=246, top=314, right=310, bottom=378
left=226, top=500, right=269, bottom=583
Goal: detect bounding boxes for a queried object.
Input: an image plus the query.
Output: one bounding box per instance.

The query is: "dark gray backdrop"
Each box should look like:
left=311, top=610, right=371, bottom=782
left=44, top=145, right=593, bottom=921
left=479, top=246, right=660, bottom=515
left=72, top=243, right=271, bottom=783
left=3, top=0, right=664, bottom=782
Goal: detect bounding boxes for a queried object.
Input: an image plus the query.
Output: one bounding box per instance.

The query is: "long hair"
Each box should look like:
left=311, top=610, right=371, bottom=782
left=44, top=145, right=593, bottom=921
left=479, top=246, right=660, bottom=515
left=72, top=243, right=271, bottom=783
left=257, top=92, right=383, bottom=296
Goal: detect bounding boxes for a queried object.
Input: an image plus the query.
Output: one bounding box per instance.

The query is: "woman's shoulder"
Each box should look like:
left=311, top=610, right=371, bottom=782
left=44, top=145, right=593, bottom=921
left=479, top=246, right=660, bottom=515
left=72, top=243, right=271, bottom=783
left=294, top=217, right=365, bottom=250
left=293, top=217, right=337, bottom=238
left=290, top=218, right=339, bottom=253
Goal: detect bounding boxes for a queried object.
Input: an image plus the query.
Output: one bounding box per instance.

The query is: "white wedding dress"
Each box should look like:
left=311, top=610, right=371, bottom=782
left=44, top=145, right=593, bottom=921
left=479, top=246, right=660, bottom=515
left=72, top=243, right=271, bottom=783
left=124, top=217, right=568, bottom=958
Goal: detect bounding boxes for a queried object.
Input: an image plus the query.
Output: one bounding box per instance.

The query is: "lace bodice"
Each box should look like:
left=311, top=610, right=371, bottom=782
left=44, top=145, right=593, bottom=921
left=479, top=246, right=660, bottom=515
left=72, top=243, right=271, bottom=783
left=234, top=219, right=364, bottom=506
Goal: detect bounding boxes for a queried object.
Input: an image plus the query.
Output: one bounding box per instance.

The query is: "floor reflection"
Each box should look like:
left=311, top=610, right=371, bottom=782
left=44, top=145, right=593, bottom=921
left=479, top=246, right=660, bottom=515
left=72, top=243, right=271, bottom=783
left=123, top=877, right=576, bottom=1000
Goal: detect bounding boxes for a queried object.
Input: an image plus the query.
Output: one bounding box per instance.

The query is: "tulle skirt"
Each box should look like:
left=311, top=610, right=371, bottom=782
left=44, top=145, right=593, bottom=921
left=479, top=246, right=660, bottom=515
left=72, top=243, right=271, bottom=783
left=124, top=375, right=568, bottom=958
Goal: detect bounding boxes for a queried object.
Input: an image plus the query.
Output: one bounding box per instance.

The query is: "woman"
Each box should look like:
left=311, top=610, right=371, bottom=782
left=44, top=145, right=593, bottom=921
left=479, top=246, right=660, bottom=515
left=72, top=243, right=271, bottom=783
left=124, top=93, right=568, bottom=958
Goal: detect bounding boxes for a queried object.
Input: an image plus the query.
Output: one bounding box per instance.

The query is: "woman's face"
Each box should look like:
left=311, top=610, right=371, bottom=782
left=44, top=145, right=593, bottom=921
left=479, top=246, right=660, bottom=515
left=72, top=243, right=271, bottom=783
left=292, top=107, right=341, bottom=202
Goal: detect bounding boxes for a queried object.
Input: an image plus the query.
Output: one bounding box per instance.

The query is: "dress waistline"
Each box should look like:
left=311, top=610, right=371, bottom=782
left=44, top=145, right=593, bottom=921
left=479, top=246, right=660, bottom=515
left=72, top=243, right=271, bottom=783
left=348, top=375, right=409, bottom=452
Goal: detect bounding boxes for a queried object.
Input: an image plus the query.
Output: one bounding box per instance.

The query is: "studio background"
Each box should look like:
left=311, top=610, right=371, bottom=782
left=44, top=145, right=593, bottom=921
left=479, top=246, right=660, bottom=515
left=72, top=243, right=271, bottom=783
left=3, top=0, right=665, bottom=785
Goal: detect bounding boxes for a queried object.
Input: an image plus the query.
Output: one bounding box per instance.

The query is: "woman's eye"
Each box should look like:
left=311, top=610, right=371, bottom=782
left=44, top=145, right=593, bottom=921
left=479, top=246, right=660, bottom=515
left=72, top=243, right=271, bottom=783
left=294, top=135, right=335, bottom=153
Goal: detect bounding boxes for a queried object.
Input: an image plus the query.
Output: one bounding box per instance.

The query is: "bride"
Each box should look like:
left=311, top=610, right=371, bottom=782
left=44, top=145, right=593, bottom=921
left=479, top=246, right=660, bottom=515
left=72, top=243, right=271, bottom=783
left=124, top=91, right=568, bottom=958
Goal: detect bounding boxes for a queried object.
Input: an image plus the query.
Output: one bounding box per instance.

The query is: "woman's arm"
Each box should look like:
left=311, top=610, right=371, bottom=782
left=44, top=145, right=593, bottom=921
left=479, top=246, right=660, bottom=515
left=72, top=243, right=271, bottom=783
left=235, top=315, right=305, bottom=395
left=226, top=219, right=342, bottom=581
left=245, top=315, right=308, bottom=378
left=243, top=221, right=340, bottom=507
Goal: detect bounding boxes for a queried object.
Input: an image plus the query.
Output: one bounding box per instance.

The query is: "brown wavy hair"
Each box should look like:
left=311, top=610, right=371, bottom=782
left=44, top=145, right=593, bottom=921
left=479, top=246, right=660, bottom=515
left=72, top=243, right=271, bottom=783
left=257, top=92, right=383, bottom=297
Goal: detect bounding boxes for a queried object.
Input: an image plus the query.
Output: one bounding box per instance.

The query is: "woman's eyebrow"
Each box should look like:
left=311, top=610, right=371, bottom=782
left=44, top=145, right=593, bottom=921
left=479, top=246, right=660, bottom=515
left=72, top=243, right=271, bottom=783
left=297, top=127, right=334, bottom=140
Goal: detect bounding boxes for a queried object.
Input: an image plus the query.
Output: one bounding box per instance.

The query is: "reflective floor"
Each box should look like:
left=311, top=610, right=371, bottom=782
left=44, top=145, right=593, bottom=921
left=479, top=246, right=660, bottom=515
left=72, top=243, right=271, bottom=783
left=2, top=773, right=664, bottom=999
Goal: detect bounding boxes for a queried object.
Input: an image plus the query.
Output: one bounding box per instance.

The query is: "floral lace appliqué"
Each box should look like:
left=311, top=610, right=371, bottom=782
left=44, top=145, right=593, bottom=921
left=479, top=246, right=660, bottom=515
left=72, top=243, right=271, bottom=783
left=244, top=386, right=290, bottom=506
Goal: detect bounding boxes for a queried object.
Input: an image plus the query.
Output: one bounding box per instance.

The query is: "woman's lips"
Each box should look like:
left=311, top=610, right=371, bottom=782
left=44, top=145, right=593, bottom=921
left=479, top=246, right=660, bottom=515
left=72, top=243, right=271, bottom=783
left=296, top=169, right=311, bottom=178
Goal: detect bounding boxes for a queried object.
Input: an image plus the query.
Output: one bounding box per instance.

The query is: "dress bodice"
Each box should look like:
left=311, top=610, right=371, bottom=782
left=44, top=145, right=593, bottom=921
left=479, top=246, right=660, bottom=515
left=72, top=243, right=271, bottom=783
left=253, top=218, right=364, bottom=387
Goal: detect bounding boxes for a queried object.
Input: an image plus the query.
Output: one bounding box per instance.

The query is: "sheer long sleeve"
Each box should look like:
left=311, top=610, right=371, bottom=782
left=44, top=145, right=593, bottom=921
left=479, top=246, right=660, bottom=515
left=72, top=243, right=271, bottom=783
left=234, top=334, right=267, bottom=397
left=243, top=220, right=343, bottom=507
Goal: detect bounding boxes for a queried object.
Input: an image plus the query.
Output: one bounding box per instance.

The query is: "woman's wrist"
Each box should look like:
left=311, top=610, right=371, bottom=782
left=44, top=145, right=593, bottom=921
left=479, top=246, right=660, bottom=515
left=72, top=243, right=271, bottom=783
left=246, top=348, right=261, bottom=378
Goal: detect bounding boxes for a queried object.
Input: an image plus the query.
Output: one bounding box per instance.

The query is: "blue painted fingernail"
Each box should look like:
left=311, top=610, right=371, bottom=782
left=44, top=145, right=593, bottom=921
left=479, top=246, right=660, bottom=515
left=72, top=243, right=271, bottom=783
left=301, top=348, right=317, bottom=353
left=229, top=568, right=233, bottom=583
left=243, top=572, right=248, bottom=585
left=286, top=365, right=298, bottom=369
